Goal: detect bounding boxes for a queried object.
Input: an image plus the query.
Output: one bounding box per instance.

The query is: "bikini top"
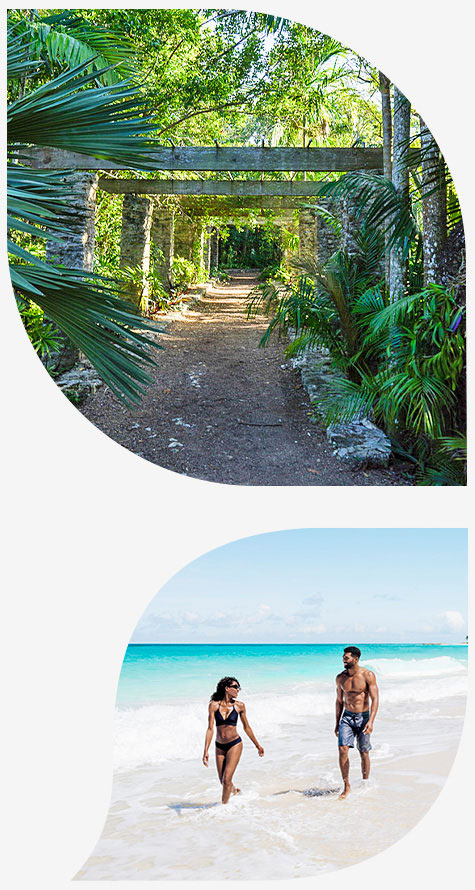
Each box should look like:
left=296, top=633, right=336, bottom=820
left=215, top=702, right=239, bottom=726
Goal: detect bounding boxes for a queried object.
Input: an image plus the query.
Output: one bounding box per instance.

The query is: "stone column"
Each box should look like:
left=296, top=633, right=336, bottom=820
left=151, top=207, right=174, bottom=289
left=46, top=171, right=99, bottom=270
left=203, top=226, right=212, bottom=275
left=340, top=196, right=360, bottom=258
left=316, top=199, right=341, bottom=265
left=173, top=214, right=195, bottom=261
left=120, top=195, right=153, bottom=309
left=210, top=229, right=219, bottom=270
left=45, top=171, right=99, bottom=370
left=298, top=207, right=318, bottom=266
left=192, top=219, right=206, bottom=278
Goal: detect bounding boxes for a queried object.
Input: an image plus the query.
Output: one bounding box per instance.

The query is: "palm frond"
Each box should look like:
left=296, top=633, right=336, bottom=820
left=10, top=264, right=162, bottom=405
left=7, top=25, right=44, bottom=81
left=7, top=165, right=75, bottom=242
left=9, top=12, right=137, bottom=85
left=8, top=61, right=165, bottom=169
left=311, top=173, right=419, bottom=254
left=318, top=373, right=380, bottom=425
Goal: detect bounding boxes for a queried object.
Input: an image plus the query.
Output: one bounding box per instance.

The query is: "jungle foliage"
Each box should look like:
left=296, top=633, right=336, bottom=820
left=7, top=9, right=466, bottom=481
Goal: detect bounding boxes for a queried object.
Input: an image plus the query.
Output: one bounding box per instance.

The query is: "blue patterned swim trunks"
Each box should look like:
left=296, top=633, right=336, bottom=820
left=338, top=710, right=372, bottom=752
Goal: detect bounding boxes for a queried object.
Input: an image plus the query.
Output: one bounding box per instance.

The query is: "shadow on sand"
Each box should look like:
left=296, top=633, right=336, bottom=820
left=168, top=802, right=219, bottom=814
left=274, top=787, right=340, bottom=797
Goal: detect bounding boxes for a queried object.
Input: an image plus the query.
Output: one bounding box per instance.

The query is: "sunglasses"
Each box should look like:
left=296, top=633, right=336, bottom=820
left=228, top=683, right=240, bottom=690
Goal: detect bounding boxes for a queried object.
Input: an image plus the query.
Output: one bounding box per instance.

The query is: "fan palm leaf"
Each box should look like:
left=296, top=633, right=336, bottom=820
left=6, top=18, right=174, bottom=404
left=9, top=11, right=137, bottom=85
left=11, top=265, right=162, bottom=405
left=8, top=61, right=164, bottom=168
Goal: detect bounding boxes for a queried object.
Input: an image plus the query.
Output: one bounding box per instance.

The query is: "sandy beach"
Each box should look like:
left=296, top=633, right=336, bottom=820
left=76, top=648, right=466, bottom=880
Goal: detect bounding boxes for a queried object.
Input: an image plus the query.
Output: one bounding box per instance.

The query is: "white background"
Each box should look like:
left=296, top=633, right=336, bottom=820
left=1, top=2, right=472, bottom=888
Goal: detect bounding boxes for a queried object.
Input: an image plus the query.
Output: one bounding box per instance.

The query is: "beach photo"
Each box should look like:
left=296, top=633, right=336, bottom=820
left=76, top=528, right=468, bottom=880
left=7, top=7, right=466, bottom=485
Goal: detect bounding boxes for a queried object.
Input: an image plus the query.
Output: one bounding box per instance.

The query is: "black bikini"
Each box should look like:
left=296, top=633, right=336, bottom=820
left=215, top=703, right=242, bottom=752
left=215, top=704, right=238, bottom=726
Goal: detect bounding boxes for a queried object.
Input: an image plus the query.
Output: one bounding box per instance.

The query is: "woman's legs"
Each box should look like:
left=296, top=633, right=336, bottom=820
left=221, top=742, right=243, bottom=804
left=215, top=749, right=226, bottom=785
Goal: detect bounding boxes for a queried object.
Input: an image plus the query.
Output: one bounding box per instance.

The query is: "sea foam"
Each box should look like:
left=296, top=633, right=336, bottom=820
left=113, top=656, right=466, bottom=771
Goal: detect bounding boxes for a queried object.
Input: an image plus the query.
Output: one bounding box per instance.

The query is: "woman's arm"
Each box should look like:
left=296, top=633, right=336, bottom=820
left=203, top=702, right=215, bottom=766
left=238, top=703, right=264, bottom=756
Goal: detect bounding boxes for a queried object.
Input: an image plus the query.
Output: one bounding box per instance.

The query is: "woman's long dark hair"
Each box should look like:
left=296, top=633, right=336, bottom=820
left=210, top=677, right=239, bottom=702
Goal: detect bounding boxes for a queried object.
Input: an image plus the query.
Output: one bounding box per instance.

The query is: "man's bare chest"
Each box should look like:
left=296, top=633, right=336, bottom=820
left=341, top=674, right=368, bottom=695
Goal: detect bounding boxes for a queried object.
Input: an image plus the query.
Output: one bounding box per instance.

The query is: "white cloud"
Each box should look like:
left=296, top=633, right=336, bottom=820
left=304, top=622, right=327, bottom=634
left=441, top=610, right=465, bottom=631
left=301, top=594, right=324, bottom=607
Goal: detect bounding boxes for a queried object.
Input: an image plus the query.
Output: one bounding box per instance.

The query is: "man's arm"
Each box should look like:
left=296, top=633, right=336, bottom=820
left=363, top=671, right=379, bottom=733
left=335, top=675, right=344, bottom=736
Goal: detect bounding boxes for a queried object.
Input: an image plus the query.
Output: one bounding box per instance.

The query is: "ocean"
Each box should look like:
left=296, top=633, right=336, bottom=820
left=77, top=643, right=467, bottom=880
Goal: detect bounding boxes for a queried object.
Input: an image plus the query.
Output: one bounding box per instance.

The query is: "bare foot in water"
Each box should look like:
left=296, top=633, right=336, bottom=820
left=232, top=786, right=241, bottom=795
left=338, top=785, right=350, bottom=800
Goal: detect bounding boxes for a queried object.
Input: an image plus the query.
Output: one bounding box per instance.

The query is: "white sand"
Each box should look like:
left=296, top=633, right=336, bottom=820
left=76, top=695, right=465, bottom=880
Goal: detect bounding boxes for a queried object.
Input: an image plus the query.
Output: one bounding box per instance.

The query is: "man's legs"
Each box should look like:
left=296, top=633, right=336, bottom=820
left=338, top=745, right=351, bottom=799
left=360, top=750, right=370, bottom=779
left=358, top=714, right=372, bottom=781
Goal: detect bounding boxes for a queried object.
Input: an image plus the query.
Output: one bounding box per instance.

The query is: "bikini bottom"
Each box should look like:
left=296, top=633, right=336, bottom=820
left=215, top=736, right=242, bottom=753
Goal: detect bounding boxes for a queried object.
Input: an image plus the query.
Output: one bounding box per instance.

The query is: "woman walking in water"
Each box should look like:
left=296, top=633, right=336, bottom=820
left=202, top=677, right=264, bottom=804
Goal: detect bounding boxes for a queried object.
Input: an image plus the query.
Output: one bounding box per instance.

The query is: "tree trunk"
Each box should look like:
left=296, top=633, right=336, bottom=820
left=379, top=72, right=392, bottom=286
left=389, top=88, right=411, bottom=302
left=379, top=72, right=392, bottom=180
left=419, top=116, right=446, bottom=285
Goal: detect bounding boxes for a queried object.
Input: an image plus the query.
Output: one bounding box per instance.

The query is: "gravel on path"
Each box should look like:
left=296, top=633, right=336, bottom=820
left=80, top=270, right=407, bottom=486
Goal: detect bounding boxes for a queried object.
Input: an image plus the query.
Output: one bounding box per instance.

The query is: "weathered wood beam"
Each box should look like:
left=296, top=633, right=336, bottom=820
left=26, top=145, right=383, bottom=173
left=99, top=178, right=343, bottom=196
left=176, top=196, right=305, bottom=214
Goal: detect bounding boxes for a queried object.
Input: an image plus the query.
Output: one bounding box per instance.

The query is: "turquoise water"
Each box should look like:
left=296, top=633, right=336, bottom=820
left=117, top=643, right=468, bottom=707
left=87, top=641, right=469, bottom=880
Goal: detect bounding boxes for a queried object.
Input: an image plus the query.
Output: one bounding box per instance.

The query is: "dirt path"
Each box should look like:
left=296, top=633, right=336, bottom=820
left=80, top=270, right=405, bottom=485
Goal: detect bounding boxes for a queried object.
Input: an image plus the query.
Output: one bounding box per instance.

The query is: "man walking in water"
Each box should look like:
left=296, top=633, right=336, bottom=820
left=335, top=646, right=379, bottom=800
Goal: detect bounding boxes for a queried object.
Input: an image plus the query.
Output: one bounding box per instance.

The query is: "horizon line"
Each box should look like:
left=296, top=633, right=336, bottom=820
left=128, top=640, right=467, bottom=646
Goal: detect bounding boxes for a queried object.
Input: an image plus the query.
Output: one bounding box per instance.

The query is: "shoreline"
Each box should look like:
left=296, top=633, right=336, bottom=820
left=77, top=691, right=465, bottom=881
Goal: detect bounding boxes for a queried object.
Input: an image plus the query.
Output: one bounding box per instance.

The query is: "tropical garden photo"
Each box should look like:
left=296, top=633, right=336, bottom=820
left=7, top=7, right=466, bottom=485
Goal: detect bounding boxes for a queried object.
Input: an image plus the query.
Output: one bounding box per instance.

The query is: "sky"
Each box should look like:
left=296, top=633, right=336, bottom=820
left=132, top=528, right=468, bottom=644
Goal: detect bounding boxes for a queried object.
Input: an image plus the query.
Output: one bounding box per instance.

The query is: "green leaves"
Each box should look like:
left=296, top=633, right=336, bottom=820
left=313, top=173, right=419, bottom=255
left=8, top=61, right=164, bottom=169
left=9, top=11, right=137, bottom=85
left=12, top=265, right=162, bottom=405
left=7, top=13, right=170, bottom=405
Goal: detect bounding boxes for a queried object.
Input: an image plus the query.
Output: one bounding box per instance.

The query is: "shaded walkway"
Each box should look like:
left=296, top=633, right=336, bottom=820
left=80, top=271, right=402, bottom=485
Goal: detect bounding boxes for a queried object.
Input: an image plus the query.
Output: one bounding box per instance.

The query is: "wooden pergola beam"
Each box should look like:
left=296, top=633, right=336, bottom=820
left=174, top=196, right=308, bottom=214
left=26, top=145, right=383, bottom=173
left=99, top=178, right=347, bottom=196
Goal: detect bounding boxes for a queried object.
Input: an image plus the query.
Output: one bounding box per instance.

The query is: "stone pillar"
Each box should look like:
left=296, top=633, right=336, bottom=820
left=316, top=200, right=341, bottom=265
left=151, top=207, right=174, bottom=289
left=46, top=171, right=99, bottom=270
left=173, top=214, right=194, bottom=261
left=340, top=196, right=360, bottom=258
left=298, top=207, right=318, bottom=265
left=210, top=229, right=219, bottom=270
left=120, top=195, right=153, bottom=308
left=192, top=219, right=206, bottom=278
left=45, top=171, right=99, bottom=370
left=204, top=226, right=212, bottom=275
